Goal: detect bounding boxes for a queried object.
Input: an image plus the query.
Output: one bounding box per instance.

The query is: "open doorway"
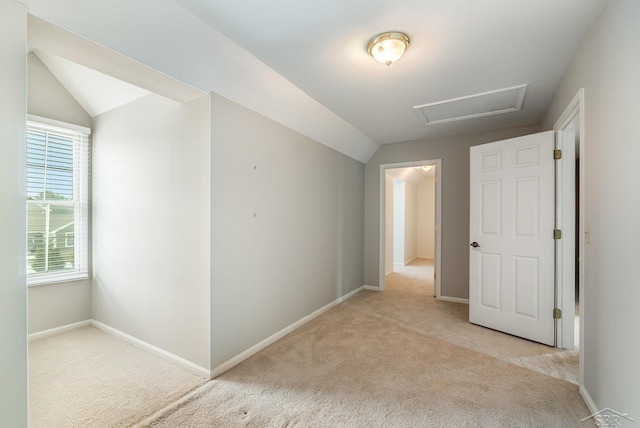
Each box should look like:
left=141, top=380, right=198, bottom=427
left=378, top=160, right=442, bottom=297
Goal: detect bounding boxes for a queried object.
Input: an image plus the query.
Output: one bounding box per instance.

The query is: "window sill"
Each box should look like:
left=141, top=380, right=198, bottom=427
left=27, top=273, right=89, bottom=287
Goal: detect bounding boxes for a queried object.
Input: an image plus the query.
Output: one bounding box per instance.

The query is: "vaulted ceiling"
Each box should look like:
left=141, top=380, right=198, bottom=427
left=25, top=0, right=606, bottom=162
left=175, top=0, right=606, bottom=145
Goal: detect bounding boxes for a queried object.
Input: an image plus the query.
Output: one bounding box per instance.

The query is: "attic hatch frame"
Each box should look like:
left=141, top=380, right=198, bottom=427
left=413, top=84, right=528, bottom=126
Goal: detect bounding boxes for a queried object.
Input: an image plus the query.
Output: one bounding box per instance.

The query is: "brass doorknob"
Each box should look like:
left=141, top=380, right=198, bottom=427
left=470, top=242, right=480, bottom=248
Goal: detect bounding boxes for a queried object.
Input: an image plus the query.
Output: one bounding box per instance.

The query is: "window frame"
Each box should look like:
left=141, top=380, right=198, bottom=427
left=26, top=115, right=90, bottom=286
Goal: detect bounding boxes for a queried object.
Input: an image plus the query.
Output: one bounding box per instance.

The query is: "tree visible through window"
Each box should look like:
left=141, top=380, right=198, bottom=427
left=26, top=119, right=89, bottom=285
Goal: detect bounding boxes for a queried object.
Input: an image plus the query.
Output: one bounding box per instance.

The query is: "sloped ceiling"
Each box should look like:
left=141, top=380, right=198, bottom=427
left=176, top=0, right=606, bottom=144
left=24, top=0, right=606, bottom=162
left=387, top=166, right=435, bottom=186
left=33, top=49, right=150, bottom=118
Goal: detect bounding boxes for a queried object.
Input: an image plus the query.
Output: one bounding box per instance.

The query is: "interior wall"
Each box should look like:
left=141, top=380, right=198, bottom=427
left=541, top=0, right=640, bottom=414
left=91, top=93, right=211, bottom=369
left=26, top=52, right=92, bottom=333
left=417, top=177, right=435, bottom=259
left=384, top=175, right=394, bottom=275
left=403, top=181, right=418, bottom=264
left=209, top=93, right=364, bottom=369
left=393, top=180, right=405, bottom=265
left=0, top=1, right=28, bottom=425
left=364, top=124, right=540, bottom=298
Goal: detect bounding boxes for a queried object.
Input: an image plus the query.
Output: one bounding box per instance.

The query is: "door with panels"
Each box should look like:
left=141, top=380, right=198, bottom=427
left=469, top=131, right=555, bottom=346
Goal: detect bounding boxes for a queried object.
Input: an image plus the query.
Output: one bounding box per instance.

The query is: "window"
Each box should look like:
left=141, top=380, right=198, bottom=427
left=26, top=116, right=90, bottom=285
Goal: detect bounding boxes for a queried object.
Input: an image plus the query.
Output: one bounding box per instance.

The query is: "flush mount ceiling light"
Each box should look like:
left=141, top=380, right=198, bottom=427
left=415, top=165, right=434, bottom=172
left=367, top=32, right=410, bottom=66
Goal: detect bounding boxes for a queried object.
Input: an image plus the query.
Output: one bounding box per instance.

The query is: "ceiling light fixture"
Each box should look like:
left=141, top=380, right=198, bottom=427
left=367, top=32, right=410, bottom=66
left=415, top=165, right=434, bottom=172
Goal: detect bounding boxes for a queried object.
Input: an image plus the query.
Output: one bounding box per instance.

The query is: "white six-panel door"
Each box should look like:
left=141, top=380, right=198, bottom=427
left=469, top=131, right=555, bottom=346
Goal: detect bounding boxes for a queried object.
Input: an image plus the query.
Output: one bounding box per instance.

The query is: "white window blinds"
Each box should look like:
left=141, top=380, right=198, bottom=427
left=26, top=117, right=90, bottom=285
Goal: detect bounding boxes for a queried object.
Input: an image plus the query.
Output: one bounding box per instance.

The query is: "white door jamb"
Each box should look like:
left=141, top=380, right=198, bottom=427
left=378, top=160, right=442, bottom=296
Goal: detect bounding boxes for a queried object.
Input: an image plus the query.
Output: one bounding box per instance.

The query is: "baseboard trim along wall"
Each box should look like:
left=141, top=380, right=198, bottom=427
left=579, top=385, right=598, bottom=415
left=27, top=319, right=209, bottom=378
left=91, top=320, right=210, bottom=379
left=209, top=285, right=365, bottom=379
left=28, top=320, right=92, bottom=342
left=438, top=296, right=469, bottom=304
left=27, top=286, right=368, bottom=381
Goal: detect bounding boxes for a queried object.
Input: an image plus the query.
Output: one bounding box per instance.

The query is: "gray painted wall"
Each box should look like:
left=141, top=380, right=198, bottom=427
left=92, top=93, right=211, bottom=369
left=404, top=181, right=418, bottom=264
left=364, top=125, right=540, bottom=298
left=541, top=0, right=640, bottom=416
left=210, top=93, right=364, bottom=368
left=384, top=175, right=394, bottom=274
left=26, top=52, right=92, bottom=334
left=417, top=177, right=436, bottom=259
left=393, top=180, right=405, bottom=264
left=0, top=2, right=28, bottom=425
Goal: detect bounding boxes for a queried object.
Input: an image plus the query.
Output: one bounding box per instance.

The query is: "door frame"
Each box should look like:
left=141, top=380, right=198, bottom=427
left=554, top=89, right=585, bottom=383
left=378, top=159, right=442, bottom=295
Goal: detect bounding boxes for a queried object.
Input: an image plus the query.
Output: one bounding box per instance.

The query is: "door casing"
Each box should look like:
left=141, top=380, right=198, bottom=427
left=378, top=160, right=442, bottom=295
left=554, top=90, right=585, bottom=386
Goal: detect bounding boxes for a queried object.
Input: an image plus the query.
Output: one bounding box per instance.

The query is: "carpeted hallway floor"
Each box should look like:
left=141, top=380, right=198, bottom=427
left=29, top=259, right=587, bottom=427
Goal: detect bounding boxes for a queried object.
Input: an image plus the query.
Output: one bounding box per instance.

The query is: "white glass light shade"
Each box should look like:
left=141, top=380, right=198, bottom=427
left=368, top=32, right=410, bottom=66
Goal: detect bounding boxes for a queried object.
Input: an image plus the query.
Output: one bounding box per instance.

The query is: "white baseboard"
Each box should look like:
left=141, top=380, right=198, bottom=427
left=579, top=385, right=598, bottom=415
left=28, top=320, right=92, bottom=342
left=404, top=257, right=417, bottom=265
left=28, top=286, right=368, bottom=381
left=209, top=285, right=365, bottom=379
left=91, top=320, right=210, bottom=379
left=27, top=320, right=91, bottom=342
left=438, top=296, right=469, bottom=304
left=394, top=257, right=417, bottom=266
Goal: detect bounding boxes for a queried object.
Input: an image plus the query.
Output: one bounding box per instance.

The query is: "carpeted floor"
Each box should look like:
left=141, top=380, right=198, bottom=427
left=29, top=259, right=588, bottom=427
left=28, top=326, right=206, bottom=428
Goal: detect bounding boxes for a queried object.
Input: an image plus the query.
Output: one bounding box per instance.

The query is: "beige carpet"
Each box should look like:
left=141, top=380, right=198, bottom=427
left=30, top=259, right=588, bottom=427
left=141, top=260, right=587, bottom=427
left=28, top=326, right=206, bottom=428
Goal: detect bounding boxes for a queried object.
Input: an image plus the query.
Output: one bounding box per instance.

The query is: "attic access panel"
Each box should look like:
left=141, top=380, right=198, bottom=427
left=413, top=84, right=527, bottom=126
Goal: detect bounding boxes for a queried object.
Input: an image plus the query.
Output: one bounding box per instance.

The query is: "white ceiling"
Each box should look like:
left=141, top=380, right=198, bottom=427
left=175, top=0, right=606, bottom=145
left=387, top=166, right=435, bottom=186
left=33, top=49, right=150, bottom=117
left=27, top=16, right=206, bottom=119
left=25, top=0, right=605, bottom=159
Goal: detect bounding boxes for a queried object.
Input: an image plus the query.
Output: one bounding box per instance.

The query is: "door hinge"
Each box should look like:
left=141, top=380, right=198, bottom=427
left=434, top=272, right=437, bottom=279
left=553, top=229, right=562, bottom=239
left=553, top=149, right=562, bottom=160
left=553, top=308, right=562, bottom=319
